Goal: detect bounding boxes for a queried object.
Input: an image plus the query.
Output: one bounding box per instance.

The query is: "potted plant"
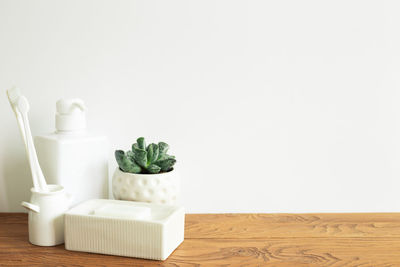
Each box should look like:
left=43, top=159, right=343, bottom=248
left=112, top=137, right=179, bottom=204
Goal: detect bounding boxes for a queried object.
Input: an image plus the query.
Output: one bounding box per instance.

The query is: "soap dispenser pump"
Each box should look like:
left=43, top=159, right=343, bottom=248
left=55, top=98, right=87, bottom=132
left=35, top=98, right=109, bottom=206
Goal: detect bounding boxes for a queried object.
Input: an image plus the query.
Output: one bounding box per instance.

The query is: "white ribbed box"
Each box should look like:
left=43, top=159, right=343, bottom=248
left=65, top=199, right=184, bottom=260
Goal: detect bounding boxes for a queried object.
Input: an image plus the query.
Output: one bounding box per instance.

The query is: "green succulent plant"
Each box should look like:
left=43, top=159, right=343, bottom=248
left=115, top=137, right=176, bottom=174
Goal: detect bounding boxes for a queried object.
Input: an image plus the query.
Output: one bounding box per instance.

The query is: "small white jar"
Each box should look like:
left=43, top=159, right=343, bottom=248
left=21, top=184, right=73, bottom=246
left=112, top=167, right=180, bottom=205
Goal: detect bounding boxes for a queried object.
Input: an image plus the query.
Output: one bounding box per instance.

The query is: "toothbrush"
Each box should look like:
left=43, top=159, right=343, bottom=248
left=7, top=88, right=40, bottom=190
left=7, top=88, right=48, bottom=192
left=16, top=96, right=49, bottom=192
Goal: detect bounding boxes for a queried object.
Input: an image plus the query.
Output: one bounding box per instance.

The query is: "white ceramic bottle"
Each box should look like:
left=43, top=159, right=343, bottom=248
left=35, top=99, right=109, bottom=206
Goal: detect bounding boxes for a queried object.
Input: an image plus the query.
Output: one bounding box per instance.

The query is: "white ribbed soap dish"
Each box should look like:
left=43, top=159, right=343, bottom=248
left=64, top=199, right=184, bottom=260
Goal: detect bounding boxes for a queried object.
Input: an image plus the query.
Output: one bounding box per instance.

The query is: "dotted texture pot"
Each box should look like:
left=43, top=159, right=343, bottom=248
left=112, top=167, right=180, bottom=205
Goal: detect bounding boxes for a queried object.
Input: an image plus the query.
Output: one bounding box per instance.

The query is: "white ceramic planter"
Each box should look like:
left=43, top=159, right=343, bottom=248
left=112, top=167, right=179, bottom=205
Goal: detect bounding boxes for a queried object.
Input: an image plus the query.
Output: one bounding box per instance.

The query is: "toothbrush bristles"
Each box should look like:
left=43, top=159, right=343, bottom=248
left=6, top=87, right=21, bottom=104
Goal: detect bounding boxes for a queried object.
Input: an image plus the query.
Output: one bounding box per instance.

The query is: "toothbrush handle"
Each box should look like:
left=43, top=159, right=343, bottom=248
left=21, top=114, right=48, bottom=192
left=15, top=113, right=27, bottom=149
left=19, top=113, right=40, bottom=191
left=25, top=116, right=48, bottom=192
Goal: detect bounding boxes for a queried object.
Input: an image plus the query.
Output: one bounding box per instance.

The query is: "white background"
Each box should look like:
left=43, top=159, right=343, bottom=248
left=1, top=0, right=400, bottom=213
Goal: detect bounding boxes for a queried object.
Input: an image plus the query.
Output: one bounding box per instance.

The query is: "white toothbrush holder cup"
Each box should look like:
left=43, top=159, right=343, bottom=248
left=21, top=184, right=73, bottom=246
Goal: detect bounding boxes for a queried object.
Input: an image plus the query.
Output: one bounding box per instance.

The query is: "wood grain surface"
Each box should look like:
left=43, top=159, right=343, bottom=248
left=1, top=213, right=400, bottom=266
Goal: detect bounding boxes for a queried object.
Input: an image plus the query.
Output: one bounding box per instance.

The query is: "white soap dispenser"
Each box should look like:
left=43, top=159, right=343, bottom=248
left=35, top=98, right=109, bottom=206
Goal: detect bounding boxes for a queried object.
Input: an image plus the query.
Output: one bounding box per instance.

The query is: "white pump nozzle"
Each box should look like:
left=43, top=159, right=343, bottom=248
left=57, top=98, right=87, bottom=114
left=56, top=98, right=87, bottom=132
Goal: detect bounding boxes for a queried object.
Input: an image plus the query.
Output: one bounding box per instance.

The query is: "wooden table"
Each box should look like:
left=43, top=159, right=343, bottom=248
left=1, top=213, right=400, bottom=266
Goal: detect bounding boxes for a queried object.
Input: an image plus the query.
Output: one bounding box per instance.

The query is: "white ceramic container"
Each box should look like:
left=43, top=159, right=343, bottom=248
left=65, top=199, right=185, bottom=260
left=35, top=98, right=109, bottom=206
left=21, top=184, right=73, bottom=246
left=112, top=167, right=180, bottom=204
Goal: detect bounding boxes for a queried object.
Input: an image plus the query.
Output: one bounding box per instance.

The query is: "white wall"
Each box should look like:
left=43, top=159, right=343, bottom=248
left=1, top=0, right=400, bottom=213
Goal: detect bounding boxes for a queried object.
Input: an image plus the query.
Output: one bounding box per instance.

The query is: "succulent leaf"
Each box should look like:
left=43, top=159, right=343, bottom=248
left=115, top=150, right=141, bottom=173
left=115, top=150, right=125, bottom=166
left=156, top=154, right=175, bottom=162
left=147, top=143, right=159, bottom=164
left=132, top=143, right=139, bottom=151
left=158, top=142, right=169, bottom=156
left=157, top=153, right=169, bottom=161
left=137, top=137, right=146, bottom=150
left=155, top=158, right=176, bottom=172
left=129, top=163, right=142, bottom=174
left=126, top=150, right=135, bottom=161
left=133, top=148, right=148, bottom=168
left=147, top=164, right=161, bottom=174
